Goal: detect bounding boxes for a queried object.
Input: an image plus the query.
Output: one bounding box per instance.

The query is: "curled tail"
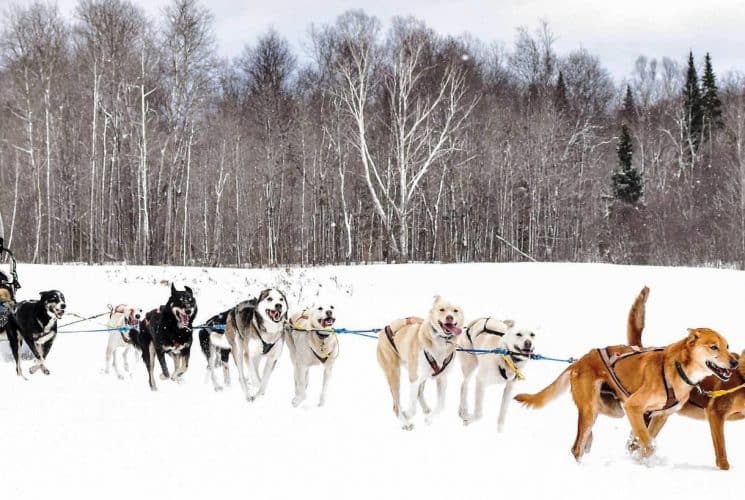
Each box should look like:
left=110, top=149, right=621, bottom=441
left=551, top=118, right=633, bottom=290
left=627, top=286, right=649, bottom=347
left=514, top=368, right=571, bottom=409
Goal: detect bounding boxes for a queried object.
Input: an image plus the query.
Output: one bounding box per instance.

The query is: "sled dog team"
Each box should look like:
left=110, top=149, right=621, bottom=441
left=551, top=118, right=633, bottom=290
left=2, top=284, right=744, bottom=470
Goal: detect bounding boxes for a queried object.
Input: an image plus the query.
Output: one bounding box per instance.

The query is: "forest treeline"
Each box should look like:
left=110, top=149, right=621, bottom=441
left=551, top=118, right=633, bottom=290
left=1, top=0, right=744, bottom=268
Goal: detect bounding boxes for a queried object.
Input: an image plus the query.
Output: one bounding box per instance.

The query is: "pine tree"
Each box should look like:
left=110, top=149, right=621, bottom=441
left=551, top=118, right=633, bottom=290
left=621, top=84, right=636, bottom=123
left=611, top=124, right=643, bottom=203
left=554, top=71, right=568, bottom=111
left=682, top=51, right=703, bottom=152
left=701, top=52, right=723, bottom=131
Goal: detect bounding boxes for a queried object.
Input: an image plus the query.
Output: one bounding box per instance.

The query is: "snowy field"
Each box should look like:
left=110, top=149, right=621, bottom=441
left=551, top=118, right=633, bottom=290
left=1, top=261, right=744, bottom=499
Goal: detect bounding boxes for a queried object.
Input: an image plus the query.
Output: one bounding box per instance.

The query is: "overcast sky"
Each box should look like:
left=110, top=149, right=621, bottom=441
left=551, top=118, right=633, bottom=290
left=3, top=0, right=744, bottom=81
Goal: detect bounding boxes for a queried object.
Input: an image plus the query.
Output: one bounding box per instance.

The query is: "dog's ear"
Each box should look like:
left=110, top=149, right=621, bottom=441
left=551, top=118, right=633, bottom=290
left=184, top=285, right=193, bottom=295
left=258, top=289, right=270, bottom=303
left=432, top=295, right=442, bottom=306
left=171, top=283, right=177, bottom=295
left=686, top=328, right=700, bottom=345
left=503, top=319, right=515, bottom=329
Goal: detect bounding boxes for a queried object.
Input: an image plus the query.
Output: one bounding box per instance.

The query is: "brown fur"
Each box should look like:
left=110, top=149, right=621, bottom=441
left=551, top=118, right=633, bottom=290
left=627, top=286, right=648, bottom=347
left=0, top=288, right=11, bottom=303
left=515, top=327, right=736, bottom=461
left=626, top=286, right=745, bottom=470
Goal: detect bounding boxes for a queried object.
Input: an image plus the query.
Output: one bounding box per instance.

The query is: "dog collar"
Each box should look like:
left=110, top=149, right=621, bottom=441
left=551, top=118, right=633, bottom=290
left=675, top=361, right=700, bottom=389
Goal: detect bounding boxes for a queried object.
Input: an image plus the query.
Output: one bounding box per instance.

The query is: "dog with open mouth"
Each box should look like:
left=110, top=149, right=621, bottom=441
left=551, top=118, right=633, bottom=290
left=203, top=289, right=288, bottom=400
left=457, top=318, right=536, bottom=431
left=286, top=304, right=339, bottom=407
left=515, top=327, right=738, bottom=462
left=376, top=295, right=464, bottom=430
left=103, top=304, right=144, bottom=379
left=4, top=290, right=66, bottom=378
left=624, top=286, right=745, bottom=470
left=135, top=284, right=197, bottom=391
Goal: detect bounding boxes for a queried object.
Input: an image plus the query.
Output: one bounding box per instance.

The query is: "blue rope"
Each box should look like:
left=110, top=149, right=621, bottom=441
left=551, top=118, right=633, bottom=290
left=58, top=326, right=130, bottom=335
left=456, top=346, right=575, bottom=364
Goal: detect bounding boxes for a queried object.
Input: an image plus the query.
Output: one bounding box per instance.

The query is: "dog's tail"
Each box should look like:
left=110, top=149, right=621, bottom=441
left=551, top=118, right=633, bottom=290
left=198, top=329, right=210, bottom=361
left=514, top=367, right=572, bottom=409
left=627, top=286, right=649, bottom=347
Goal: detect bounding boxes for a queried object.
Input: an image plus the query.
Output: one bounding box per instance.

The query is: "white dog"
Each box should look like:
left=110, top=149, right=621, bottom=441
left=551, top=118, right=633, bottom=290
left=286, top=304, right=338, bottom=407
left=457, top=317, right=536, bottom=431
left=104, top=304, right=143, bottom=379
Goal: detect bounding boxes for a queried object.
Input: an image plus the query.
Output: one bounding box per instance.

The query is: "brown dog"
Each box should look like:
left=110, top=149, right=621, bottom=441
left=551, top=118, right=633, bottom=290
left=627, top=287, right=745, bottom=470
left=376, top=296, right=464, bottom=430
left=515, top=327, right=738, bottom=461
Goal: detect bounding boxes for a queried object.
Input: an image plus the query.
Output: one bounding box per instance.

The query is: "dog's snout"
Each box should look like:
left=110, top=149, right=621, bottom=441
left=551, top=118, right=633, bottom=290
left=275, top=303, right=283, bottom=311
left=135, top=313, right=141, bottom=320
left=60, top=303, right=66, bottom=310
left=446, top=315, right=454, bottom=323
left=730, top=358, right=739, bottom=369
left=524, top=339, right=533, bottom=349
left=325, top=309, right=333, bottom=317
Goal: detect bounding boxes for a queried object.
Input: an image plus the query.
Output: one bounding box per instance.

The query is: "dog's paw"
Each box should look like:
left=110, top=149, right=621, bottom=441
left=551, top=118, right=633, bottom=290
left=246, top=394, right=257, bottom=402
left=42, top=368, right=50, bottom=375
left=160, top=374, right=169, bottom=380
left=117, top=374, right=125, bottom=381
left=401, top=422, right=414, bottom=431
left=717, top=459, right=730, bottom=471
left=318, top=399, right=325, bottom=407
left=292, top=397, right=304, bottom=408
left=214, top=386, right=223, bottom=392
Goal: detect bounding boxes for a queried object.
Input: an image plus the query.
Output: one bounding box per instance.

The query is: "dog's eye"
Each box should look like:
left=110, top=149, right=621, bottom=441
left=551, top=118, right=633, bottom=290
left=454, top=309, right=459, bottom=313
left=330, top=306, right=334, bottom=309
left=710, top=345, right=719, bottom=351
left=439, top=308, right=445, bottom=312
left=530, top=333, right=535, bottom=337
left=516, top=333, right=523, bottom=337
left=317, top=307, right=323, bottom=311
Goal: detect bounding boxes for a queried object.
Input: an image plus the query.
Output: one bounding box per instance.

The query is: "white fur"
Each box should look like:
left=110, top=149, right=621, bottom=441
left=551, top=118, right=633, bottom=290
left=104, top=305, right=143, bottom=380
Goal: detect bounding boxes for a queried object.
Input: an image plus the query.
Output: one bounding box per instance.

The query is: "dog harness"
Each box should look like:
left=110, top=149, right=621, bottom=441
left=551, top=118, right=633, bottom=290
left=597, top=347, right=678, bottom=412
left=255, top=329, right=276, bottom=355
left=424, top=350, right=454, bottom=377
left=465, top=317, right=509, bottom=345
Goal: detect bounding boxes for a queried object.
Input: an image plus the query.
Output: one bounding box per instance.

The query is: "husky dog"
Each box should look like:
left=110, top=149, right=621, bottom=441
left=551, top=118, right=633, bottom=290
left=457, top=318, right=536, bottom=431
left=376, top=296, right=464, bottom=430
left=104, top=304, right=144, bottom=379
left=202, top=289, right=288, bottom=400
left=5, top=290, right=66, bottom=378
left=286, top=304, right=338, bottom=407
left=135, top=284, right=197, bottom=391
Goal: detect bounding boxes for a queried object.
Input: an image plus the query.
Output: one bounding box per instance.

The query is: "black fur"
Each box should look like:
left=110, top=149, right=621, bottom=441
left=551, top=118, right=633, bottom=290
left=198, top=309, right=231, bottom=364
left=135, top=284, right=197, bottom=391
left=5, top=290, right=66, bottom=377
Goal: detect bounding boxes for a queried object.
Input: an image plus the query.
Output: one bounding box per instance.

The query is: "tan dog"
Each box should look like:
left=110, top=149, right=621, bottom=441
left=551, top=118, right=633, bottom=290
left=376, top=296, right=464, bottom=430
left=458, top=318, right=536, bottom=431
left=515, top=327, right=738, bottom=461
left=627, top=286, right=745, bottom=470
left=286, top=304, right=339, bottom=407
left=104, top=304, right=144, bottom=379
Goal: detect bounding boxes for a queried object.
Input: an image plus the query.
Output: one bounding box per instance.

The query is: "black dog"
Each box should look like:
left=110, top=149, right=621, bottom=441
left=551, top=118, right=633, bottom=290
left=137, top=284, right=197, bottom=391
left=198, top=309, right=232, bottom=388
left=5, top=290, right=66, bottom=378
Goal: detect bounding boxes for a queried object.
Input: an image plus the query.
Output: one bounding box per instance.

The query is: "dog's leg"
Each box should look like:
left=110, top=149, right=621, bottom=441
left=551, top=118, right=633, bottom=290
left=417, top=381, right=431, bottom=415
left=250, top=353, right=262, bottom=388
left=318, top=363, right=333, bottom=407
left=142, top=342, right=158, bottom=391
left=123, top=346, right=131, bottom=376
left=623, top=396, right=656, bottom=458
left=425, top=376, right=448, bottom=425
left=470, top=377, right=486, bottom=424
left=706, top=405, right=730, bottom=470
left=105, top=336, right=115, bottom=375
left=6, top=326, right=26, bottom=379
left=156, top=348, right=170, bottom=380
left=497, top=379, right=515, bottom=432
left=458, top=354, right=476, bottom=423
left=292, top=365, right=308, bottom=407
left=209, top=346, right=224, bottom=391
left=256, top=350, right=280, bottom=398
left=28, top=340, right=50, bottom=375
left=231, top=336, right=252, bottom=401
left=571, top=380, right=601, bottom=461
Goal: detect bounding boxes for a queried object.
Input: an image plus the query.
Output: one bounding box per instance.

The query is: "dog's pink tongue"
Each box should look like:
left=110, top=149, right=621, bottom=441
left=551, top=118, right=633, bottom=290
left=451, top=325, right=462, bottom=335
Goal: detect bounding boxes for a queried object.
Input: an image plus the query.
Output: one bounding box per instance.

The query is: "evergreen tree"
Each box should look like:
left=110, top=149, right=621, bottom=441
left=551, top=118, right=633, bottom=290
left=554, top=71, right=568, bottom=111
left=621, top=84, right=636, bottom=123
left=701, top=52, right=723, bottom=131
left=682, top=51, right=703, bottom=152
left=612, top=124, right=643, bottom=203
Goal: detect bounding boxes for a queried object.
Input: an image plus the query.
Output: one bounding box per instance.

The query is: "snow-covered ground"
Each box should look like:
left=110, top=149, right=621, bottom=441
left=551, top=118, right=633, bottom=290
left=1, top=261, right=743, bottom=499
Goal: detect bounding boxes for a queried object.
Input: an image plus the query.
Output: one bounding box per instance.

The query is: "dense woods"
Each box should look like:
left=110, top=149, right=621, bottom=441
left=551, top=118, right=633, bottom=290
left=1, top=0, right=744, bottom=268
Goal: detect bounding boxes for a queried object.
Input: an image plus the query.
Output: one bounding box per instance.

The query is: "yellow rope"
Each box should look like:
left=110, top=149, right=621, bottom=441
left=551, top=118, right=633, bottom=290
left=501, top=355, right=526, bottom=380
left=709, top=383, right=745, bottom=399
